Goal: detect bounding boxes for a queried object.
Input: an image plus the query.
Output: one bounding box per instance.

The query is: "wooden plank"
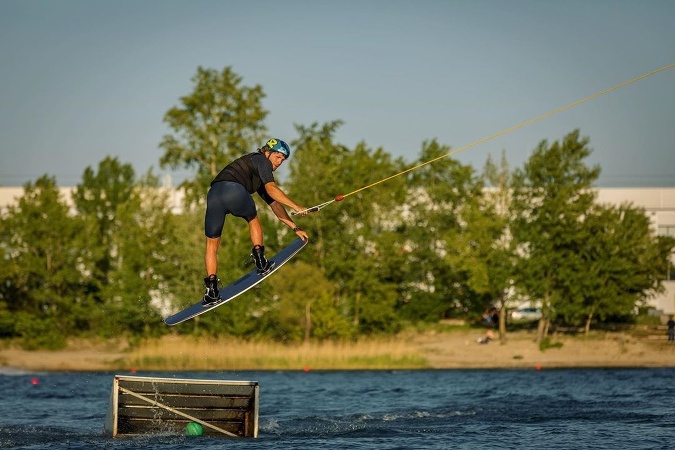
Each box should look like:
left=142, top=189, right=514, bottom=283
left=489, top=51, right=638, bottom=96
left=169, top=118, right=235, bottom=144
left=119, top=393, right=251, bottom=409
left=117, top=418, right=243, bottom=437
left=118, top=380, right=256, bottom=397
left=115, top=375, right=258, bottom=386
left=118, top=406, right=247, bottom=421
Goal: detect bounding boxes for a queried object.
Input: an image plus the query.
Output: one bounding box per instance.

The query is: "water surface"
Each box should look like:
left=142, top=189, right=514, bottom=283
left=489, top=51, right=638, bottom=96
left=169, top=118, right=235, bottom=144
left=1, top=368, right=672, bottom=449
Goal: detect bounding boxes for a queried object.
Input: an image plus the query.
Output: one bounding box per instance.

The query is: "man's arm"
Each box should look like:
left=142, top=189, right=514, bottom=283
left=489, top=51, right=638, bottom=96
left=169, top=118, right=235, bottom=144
left=264, top=181, right=305, bottom=212
left=265, top=182, right=309, bottom=241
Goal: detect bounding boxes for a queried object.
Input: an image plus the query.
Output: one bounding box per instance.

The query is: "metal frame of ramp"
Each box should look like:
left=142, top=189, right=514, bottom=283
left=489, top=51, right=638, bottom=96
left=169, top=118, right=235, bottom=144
left=104, top=375, right=259, bottom=438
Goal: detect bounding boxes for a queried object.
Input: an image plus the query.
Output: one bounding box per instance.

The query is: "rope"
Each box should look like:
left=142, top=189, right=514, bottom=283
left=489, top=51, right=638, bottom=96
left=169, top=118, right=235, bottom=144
left=298, top=61, right=675, bottom=213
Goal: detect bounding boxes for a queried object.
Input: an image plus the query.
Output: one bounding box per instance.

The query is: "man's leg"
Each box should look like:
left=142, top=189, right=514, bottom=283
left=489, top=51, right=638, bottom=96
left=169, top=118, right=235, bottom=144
left=205, top=236, right=221, bottom=277
left=247, top=217, right=273, bottom=273
left=247, top=216, right=263, bottom=247
left=202, top=236, right=222, bottom=304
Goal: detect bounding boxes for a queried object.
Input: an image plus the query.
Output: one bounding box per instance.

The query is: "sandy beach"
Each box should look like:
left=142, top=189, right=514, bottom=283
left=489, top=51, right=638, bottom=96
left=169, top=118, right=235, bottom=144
left=415, top=329, right=675, bottom=369
left=2, top=328, right=675, bottom=372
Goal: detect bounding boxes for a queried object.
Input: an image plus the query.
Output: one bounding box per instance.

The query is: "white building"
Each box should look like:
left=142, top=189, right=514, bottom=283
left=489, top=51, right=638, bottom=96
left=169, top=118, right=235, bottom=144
left=0, top=186, right=185, bottom=216
left=1, top=186, right=674, bottom=313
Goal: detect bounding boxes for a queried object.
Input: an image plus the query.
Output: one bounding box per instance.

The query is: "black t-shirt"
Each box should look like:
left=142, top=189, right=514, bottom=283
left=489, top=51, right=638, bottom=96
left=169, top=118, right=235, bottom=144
left=211, top=152, right=275, bottom=204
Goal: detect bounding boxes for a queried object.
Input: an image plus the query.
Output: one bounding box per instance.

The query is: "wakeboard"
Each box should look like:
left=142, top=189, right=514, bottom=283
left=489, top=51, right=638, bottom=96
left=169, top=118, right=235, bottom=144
left=164, top=238, right=308, bottom=326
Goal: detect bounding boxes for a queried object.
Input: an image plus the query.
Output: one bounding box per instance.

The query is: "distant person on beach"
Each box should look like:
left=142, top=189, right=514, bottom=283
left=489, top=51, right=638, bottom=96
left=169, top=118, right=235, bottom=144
left=477, top=329, right=495, bottom=345
left=491, top=308, right=499, bottom=327
left=482, top=307, right=499, bottom=328
left=667, top=316, right=675, bottom=343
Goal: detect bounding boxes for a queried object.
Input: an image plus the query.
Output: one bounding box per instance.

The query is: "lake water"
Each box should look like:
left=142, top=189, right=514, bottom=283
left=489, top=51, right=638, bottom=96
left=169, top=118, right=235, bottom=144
left=1, top=368, right=673, bottom=449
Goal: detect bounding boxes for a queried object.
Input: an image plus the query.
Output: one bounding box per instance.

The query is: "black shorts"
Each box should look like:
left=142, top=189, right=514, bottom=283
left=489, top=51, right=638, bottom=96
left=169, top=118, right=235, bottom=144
left=204, top=182, right=257, bottom=238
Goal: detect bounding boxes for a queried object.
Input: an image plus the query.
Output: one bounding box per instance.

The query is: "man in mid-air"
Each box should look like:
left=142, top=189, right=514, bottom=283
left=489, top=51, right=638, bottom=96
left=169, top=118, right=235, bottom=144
left=202, top=138, right=309, bottom=305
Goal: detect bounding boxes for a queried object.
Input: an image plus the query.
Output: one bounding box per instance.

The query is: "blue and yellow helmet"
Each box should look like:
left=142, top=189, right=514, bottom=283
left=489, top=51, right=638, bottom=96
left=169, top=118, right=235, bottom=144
left=265, top=138, right=291, bottom=159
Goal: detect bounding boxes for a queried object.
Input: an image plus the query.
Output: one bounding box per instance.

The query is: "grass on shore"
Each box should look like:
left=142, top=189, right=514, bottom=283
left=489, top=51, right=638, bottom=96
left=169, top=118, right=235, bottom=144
left=116, top=335, right=430, bottom=371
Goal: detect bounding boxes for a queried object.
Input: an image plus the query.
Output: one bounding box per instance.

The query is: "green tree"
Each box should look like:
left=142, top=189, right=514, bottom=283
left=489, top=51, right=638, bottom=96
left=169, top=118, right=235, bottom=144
left=286, top=120, right=349, bottom=270
left=71, top=158, right=173, bottom=339
left=159, top=66, right=268, bottom=204
left=562, top=203, right=675, bottom=333
left=262, top=261, right=354, bottom=343
left=0, top=176, right=85, bottom=348
left=511, top=130, right=600, bottom=342
left=481, top=151, right=520, bottom=340
left=73, top=156, right=137, bottom=298
left=288, top=122, right=407, bottom=334
left=99, top=170, right=178, bottom=339
left=400, top=139, right=487, bottom=322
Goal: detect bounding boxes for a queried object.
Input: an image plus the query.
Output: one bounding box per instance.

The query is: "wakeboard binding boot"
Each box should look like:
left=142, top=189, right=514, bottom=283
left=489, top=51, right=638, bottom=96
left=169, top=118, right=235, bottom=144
left=251, top=245, right=275, bottom=275
left=202, top=274, right=221, bottom=306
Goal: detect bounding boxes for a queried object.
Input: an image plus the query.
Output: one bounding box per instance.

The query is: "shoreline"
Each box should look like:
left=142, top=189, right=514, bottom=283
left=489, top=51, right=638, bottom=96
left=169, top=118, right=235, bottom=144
left=1, top=330, right=675, bottom=372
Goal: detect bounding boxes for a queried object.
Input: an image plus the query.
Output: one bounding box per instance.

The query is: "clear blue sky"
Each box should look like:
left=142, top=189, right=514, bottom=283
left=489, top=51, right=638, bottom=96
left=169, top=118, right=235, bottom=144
left=1, top=0, right=674, bottom=187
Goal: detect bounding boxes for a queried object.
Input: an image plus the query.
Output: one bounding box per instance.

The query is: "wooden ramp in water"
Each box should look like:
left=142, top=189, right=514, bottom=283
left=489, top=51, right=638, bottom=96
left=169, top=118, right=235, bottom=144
left=105, top=375, right=259, bottom=438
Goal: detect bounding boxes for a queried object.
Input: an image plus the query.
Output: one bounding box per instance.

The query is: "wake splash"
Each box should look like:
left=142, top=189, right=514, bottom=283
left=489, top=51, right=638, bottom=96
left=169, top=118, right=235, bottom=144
left=259, top=407, right=477, bottom=438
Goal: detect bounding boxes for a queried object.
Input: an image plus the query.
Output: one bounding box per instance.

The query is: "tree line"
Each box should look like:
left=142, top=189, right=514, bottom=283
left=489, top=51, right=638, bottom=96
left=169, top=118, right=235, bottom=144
left=1, top=66, right=673, bottom=349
